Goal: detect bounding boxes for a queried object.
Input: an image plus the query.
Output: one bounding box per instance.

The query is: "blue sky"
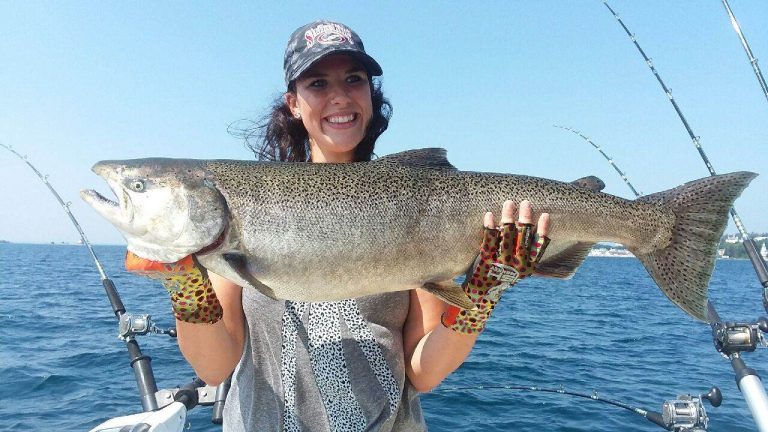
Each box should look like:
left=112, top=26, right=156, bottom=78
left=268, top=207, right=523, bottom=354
left=1, top=1, right=766, bottom=244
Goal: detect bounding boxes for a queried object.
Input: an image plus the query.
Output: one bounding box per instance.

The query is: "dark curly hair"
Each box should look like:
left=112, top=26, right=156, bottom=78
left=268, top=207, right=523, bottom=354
left=233, top=79, right=391, bottom=162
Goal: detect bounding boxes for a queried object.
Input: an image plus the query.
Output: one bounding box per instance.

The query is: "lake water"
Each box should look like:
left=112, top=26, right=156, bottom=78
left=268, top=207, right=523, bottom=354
left=0, top=243, right=765, bottom=431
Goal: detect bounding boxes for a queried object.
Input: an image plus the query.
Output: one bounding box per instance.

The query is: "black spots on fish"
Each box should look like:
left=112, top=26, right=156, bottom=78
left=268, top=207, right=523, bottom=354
left=638, top=232, right=715, bottom=320
left=632, top=171, right=758, bottom=320
left=641, top=171, right=757, bottom=212
left=205, top=160, right=423, bottom=243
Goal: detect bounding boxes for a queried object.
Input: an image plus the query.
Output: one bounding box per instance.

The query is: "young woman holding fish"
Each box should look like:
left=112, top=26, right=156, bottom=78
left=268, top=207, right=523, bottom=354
left=170, top=21, right=551, bottom=431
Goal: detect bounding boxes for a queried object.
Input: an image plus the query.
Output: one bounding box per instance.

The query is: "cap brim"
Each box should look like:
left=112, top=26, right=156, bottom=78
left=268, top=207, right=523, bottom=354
left=287, top=49, right=382, bottom=86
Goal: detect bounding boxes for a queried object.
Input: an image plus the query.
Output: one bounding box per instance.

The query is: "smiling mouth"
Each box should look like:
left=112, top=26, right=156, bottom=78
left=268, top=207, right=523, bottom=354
left=325, top=113, right=358, bottom=125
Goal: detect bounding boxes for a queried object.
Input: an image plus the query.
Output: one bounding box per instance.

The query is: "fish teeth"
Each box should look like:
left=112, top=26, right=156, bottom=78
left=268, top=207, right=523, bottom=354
left=85, top=189, right=117, bottom=207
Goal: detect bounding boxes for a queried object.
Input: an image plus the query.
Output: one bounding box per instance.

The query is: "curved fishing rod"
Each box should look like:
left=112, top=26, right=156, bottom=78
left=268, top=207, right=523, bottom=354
left=1, top=143, right=108, bottom=280
left=601, top=1, right=768, bottom=313
left=0, top=143, right=161, bottom=411
left=437, top=383, right=722, bottom=431
left=3, top=143, right=230, bottom=429
left=462, top=124, right=735, bottom=431
left=553, top=125, right=642, bottom=197
left=720, top=0, right=768, bottom=103
left=555, top=123, right=768, bottom=430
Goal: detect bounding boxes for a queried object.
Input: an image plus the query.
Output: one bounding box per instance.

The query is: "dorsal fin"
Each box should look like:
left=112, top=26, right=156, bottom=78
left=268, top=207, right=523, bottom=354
left=375, top=148, right=457, bottom=170
left=571, top=176, right=605, bottom=192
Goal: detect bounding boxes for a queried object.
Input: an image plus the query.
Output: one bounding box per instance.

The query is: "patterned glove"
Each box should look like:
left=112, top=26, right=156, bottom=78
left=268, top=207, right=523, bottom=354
left=125, top=251, right=223, bottom=324
left=441, top=221, right=550, bottom=334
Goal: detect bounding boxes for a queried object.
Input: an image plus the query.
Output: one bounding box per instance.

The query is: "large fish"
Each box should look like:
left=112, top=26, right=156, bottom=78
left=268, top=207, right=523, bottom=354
left=80, top=148, right=756, bottom=321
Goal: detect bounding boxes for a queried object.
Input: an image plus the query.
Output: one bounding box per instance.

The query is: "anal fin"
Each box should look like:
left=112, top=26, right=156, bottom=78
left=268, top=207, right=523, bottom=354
left=422, top=281, right=476, bottom=310
left=535, top=241, right=595, bottom=279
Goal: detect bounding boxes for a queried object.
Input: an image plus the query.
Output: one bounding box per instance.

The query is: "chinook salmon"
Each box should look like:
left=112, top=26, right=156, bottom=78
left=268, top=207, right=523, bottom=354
left=80, top=148, right=756, bottom=321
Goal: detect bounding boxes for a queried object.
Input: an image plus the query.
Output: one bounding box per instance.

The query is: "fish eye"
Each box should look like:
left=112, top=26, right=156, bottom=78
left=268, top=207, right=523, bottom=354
left=129, top=180, right=145, bottom=192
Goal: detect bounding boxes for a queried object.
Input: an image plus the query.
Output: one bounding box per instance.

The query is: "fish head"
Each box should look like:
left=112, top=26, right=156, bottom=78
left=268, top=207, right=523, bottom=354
left=80, top=158, right=228, bottom=262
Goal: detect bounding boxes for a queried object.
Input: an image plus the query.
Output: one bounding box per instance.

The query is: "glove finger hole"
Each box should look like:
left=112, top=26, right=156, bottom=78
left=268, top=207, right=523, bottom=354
left=480, top=227, right=501, bottom=257
left=531, top=235, right=551, bottom=263
left=498, top=223, right=517, bottom=263
left=514, top=222, right=534, bottom=264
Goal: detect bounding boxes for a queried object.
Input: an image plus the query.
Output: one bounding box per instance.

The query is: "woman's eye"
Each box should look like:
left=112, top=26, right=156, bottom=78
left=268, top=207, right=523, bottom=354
left=309, top=79, right=326, bottom=88
left=347, top=74, right=366, bottom=84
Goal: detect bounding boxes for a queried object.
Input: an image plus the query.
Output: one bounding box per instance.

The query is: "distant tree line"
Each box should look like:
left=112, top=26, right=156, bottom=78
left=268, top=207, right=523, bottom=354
left=719, top=233, right=768, bottom=259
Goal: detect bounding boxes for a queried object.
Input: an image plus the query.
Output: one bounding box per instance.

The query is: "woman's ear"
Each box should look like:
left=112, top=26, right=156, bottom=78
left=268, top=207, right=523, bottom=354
left=284, top=93, right=300, bottom=119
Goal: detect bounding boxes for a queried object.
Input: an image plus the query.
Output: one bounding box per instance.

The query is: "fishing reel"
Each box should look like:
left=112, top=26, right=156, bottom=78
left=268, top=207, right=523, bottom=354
left=712, top=318, right=768, bottom=356
left=658, top=387, right=721, bottom=432
left=118, top=313, right=177, bottom=341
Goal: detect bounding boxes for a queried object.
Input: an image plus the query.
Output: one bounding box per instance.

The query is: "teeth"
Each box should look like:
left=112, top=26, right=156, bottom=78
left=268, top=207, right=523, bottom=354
left=327, top=114, right=355, bottom=124
left=82, top=189, right=117, bottom=207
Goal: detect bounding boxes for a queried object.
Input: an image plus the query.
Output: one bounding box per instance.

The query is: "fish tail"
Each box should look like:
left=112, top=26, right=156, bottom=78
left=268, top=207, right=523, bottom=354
left=629, top=171, right=757, bottom=322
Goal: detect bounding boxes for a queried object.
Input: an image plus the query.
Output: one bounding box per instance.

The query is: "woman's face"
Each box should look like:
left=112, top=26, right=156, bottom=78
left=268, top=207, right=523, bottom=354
left=286, top=54, right=373, bottom=163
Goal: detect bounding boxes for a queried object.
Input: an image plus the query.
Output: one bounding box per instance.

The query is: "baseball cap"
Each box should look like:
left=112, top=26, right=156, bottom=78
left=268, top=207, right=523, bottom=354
left=284, top=20, right=382, bottom=86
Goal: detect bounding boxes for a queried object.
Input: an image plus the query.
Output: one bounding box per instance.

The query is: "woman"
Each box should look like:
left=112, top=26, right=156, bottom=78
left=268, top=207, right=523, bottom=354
left=171, top=21, right=551, bottom=431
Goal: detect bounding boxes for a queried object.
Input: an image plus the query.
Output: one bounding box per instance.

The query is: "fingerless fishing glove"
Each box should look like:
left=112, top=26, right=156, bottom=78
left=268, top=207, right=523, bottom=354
left=125, top=252, right=224, bottom=324
left=442, top=222, right=550, bottom=334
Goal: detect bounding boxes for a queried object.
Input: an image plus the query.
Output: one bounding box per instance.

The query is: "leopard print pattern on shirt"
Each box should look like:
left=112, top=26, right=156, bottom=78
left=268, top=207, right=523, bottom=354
left=280, top=299, right=401, bottom=432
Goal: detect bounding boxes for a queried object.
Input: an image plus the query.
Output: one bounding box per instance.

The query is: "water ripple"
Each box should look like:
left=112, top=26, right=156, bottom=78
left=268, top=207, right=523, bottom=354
left=1, top=245, right=764, bottom=431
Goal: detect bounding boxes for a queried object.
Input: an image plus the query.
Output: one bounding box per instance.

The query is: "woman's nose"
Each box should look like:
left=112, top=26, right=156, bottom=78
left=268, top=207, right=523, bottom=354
left=329, top=85, right=352, bottom=104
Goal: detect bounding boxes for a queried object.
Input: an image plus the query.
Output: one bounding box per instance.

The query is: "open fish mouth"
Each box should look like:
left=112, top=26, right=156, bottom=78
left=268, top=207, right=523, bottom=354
left=81, top=189, right=118, bottom=207
left=80, top=179, right=133, bottom=229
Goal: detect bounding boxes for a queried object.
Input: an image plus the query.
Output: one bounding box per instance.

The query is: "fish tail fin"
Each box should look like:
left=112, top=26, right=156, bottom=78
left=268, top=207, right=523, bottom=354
left=628, top=171, right=757, bottom=322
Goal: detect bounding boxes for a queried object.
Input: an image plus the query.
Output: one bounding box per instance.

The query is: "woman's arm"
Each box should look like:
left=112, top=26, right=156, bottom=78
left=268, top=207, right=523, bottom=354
left=175, top=272, right=246, bottom=385
left=403, top=289, right=478, bottom=392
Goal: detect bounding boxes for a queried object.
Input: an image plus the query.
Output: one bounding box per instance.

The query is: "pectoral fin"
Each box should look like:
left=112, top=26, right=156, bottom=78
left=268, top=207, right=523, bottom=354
left=195, top=252, right=278, bottom=299
left=220, top=253, right=279, bottom=298
left=535, top=241, right=594, bottom=279
left=422, top=281, right=476, bottom=310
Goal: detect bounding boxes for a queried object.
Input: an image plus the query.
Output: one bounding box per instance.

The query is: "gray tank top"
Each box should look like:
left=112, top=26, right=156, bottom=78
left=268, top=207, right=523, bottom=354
left=223, top=288, right=427, bottom=431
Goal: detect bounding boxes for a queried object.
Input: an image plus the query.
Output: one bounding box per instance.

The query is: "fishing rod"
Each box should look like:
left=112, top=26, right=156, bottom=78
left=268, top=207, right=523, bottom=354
left=0, top=142, right=164, bottom=410
left=438, top=383, right=722, bottom=431
left=553, top=125, right=642, bottom=197
left=1, top=144, right=108, bottom=281
left=555, top=123, right=768, bottom=430
left=601, top=0, right=768, bottom=314
left=449, top=124, right=728, bottom=430
left=720, top=0, right=768, bottom=103
left=0, top=143, right=226, bottom=430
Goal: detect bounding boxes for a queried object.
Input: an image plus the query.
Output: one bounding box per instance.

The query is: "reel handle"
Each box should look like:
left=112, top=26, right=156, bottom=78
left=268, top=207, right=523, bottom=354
left=701, top=387, right=722, bottom=408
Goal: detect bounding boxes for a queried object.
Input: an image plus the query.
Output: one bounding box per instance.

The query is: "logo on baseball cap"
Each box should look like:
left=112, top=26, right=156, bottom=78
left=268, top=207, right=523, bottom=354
left=284, top=20, right=382, bottom=86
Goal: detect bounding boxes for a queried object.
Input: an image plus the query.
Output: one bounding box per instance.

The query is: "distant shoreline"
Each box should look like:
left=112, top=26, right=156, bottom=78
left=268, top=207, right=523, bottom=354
left=0, top=241, right=124, bottom=247
left=587, top=254, right=751, bottom=261
left=1, top=242, right=758, bottom=261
